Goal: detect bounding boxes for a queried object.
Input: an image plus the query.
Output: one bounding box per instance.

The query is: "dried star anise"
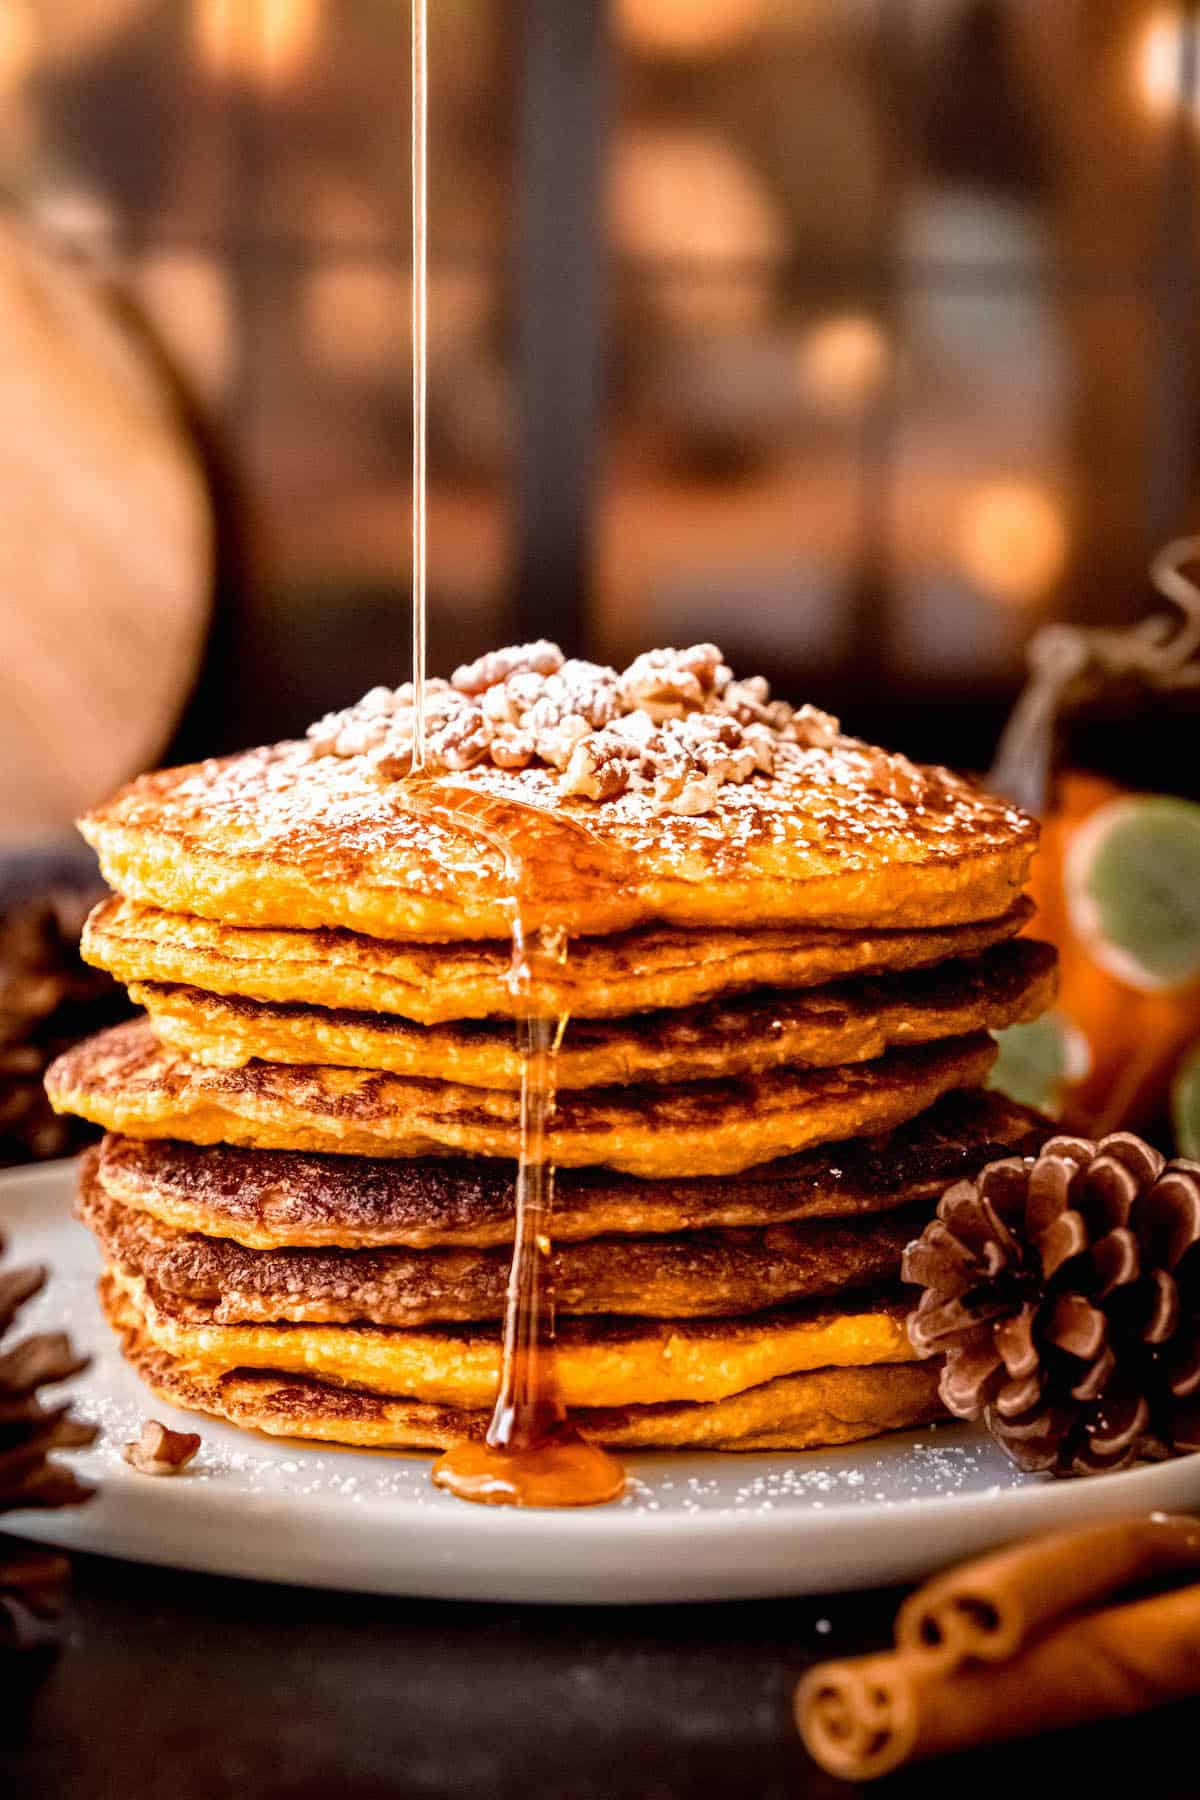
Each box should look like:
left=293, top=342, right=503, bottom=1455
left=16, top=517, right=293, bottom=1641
left=903, top=1133, right=1200, bottom=1476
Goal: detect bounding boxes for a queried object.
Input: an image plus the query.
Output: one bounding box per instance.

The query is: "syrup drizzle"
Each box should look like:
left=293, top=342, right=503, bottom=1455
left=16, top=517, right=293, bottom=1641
left=394, top=786, right=626, bottom=1507
left=405, top=0, right=622, bottom=1505
left=410, top=0, right=428, bottom=771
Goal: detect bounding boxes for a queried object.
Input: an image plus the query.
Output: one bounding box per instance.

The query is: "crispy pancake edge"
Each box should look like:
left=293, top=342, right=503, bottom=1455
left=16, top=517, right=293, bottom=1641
left=83, top=893, right=1036, bottom=1023
left=102, top=1275, right=943, bottom=1451
left=105, top=1263, right=919, bottom=1409
left=92, top=1089, right=1051, bottom=1249
left=48, top=1020, right=998, bottom=1176
left=80, top=739, right=1038, bottom=939
left=78, top=1154, right=930, bottom=1325
left=131, top=938, right=1057, bottom=1089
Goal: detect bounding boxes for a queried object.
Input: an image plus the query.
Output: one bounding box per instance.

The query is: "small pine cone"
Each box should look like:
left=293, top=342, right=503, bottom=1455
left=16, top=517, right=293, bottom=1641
left=902, top=1133, right=1200, bottom=1477
left=0, top=882, right=132, bottom=1167
left=0, top=1233, right=96, bottom=1651
left=0, top=1244, right=96, bottom=1515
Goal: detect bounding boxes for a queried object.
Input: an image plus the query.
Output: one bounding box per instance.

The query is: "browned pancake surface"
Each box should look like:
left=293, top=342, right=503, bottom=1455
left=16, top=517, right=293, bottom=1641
left=47, top=1018, right=996, bottom=1175
left=93, top=1088, right=1049, bottom=1248
left=84, top=893, right=1034, bottom=1023
left=81, top=733, right=1037, bottom=941
left=132, top=937, right=1056, bottom=1089
left=102, top=1275, right=944, bottom=1451
left=79, top=1152, right=929, bottom=1325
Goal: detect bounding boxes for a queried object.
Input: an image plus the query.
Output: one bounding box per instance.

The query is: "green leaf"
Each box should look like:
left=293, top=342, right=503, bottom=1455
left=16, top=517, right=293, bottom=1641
left=1066, top=796, right=1200, bottom=992
left=988, top=1013, right=1089, bottom=1117
left=1172, top=1041, right=1200, bottom=1161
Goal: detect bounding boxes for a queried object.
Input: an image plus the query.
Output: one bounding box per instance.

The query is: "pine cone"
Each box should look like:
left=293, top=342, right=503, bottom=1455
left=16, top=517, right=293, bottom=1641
left=902, top=1132, right=1200, bottom=1477
left=0, top=1235, right=96, bottom=1648
left=0, top=882, right=131, bottom=1167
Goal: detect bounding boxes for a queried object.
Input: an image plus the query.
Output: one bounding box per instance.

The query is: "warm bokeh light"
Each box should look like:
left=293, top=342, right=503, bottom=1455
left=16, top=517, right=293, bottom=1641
left=303, top=264, right=404, bottom=378
left=956, top=479, right=1069, bottom=606
left=34, top=184, right=116, bottom=261
left=195, top=0, right=323, bottom=88
left=21, top=0, right=148, bottom=66
left=0, top=0, right=35, bottom=95
left=1134, top=10, right=1196, bottom=120
left=612, top=127, right=784, bottom=330
left=617, top=0, right=766, bottom=59
left=612, top=128, right=784, bottom=266
left=137, top=251, right=233, bottom=399
left=797, top=314, right=889, bottom=417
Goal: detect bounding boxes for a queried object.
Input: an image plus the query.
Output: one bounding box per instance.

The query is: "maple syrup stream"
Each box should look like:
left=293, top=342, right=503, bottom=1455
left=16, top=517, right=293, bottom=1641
left=403, top=4, right=623, bottom=1507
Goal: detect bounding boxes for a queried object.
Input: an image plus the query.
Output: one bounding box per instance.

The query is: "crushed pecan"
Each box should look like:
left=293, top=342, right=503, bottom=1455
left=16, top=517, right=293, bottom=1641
left=618, top=643, right=729, bottom=719
left=861, top=748, right=928, bottom=805
left=305, top=642, right=931, bottom=815
left=122, top=1420, right=202, bottom=1477
left=452, top=641, right=563, bottom=695
left=787, top=704, right=842, bottom=749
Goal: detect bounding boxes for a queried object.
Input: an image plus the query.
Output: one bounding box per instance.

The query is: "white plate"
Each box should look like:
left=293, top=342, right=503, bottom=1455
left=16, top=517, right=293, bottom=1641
left=4, top=1157, right=1200, bottom=1604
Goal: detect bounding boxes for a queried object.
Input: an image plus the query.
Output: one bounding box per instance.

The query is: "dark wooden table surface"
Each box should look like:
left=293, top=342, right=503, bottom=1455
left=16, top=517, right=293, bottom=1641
left=3, top=1544, right=1197, bottom=1800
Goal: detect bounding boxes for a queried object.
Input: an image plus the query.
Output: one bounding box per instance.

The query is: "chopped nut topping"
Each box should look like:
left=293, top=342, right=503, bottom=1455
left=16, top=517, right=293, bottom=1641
left=618, top=644, right=730, bottom=719
left=306, top=642, right=929, bottom=815
left=861, top=748, right=929, bottom=805
left=122, top=1419, right=202, bottom=1477
left=452, top=640, right=563, bottom=695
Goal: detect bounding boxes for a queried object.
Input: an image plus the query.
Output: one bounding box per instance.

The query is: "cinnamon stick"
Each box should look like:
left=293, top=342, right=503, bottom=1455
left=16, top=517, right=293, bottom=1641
left=895, top=1513, right=1200, bottom=1667
left=797, top=1582, right=1200, bottom=1782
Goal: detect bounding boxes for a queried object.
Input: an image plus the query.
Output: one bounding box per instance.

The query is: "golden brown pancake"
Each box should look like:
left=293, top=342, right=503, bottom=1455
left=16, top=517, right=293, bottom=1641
left=83, top=893, right=1035, bottom=1024
left=48, top=1018, right=997, bottom=1177
left=104, top=1263, right=918, bottom=1408
left=130, top=938, right=1055, bottom=1089
left=79, top=733, right=1036, bottom=942
left=92, top=1090, right=1050, bottom=1250
left=103, top=1277, right=944, bottom=1451
left=79, top=1155, right=929, bottom=1325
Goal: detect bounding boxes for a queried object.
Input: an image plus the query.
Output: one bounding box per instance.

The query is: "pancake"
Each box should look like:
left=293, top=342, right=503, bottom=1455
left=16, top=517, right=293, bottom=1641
left=92, top=1089, right=1051, bottom=1249
left=79, top=715, right=1037, bottom=942
left=83, top=893, right=1035, bottom=1024
left=48, top=1019, right=997, bottom=1177
left=103, top=1277, right=944, bottom=1452
left=79, top=1155, right=929, bottom=1324
left=103, top=1263, right=917, bottom=1408
left=130, top=938, right=1056, bottom=1089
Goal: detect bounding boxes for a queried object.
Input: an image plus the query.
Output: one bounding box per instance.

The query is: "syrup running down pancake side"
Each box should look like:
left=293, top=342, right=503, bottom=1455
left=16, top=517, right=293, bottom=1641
left=396, top=784, right=626, bottom=1507
left=405, top=0, right=613, bottom=1507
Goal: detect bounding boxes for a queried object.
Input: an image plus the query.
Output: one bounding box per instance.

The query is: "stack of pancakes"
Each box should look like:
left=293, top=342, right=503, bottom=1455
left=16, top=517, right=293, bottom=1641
left=47, top=650, right=1054, bottom=1454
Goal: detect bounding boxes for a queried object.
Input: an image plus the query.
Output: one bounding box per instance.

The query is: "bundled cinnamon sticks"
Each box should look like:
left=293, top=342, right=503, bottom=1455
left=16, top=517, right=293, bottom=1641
left=796, top=1515, right=1200, bottom=1781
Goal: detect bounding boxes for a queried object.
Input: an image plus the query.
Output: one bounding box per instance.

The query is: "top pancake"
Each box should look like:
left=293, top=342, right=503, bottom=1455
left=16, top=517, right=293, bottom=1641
left=80, top=647, right=1036, bottom=940
left=82, top=893, right=1035, bottom=1023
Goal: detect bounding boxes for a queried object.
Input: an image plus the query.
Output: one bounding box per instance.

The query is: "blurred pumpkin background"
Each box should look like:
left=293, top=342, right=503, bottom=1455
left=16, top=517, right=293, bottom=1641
left=0, top=0, right=1198, bottom=1159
